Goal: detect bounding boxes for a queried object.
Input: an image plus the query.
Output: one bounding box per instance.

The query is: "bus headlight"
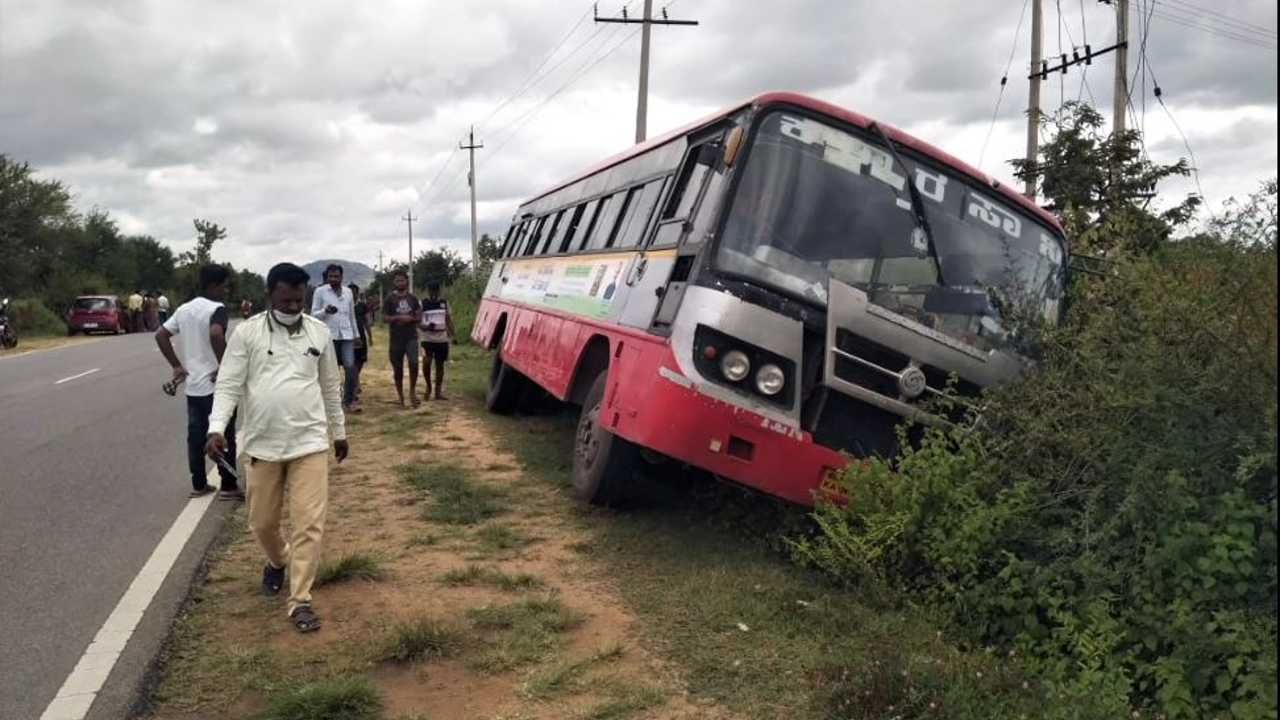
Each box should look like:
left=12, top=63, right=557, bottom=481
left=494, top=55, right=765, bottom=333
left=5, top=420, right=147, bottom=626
left=755, top=364, right=785, bottom=395
left=720, top=350, right=751, bottom=382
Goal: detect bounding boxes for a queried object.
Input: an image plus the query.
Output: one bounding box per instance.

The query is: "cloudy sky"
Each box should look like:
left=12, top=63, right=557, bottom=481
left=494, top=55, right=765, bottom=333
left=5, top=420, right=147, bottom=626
left=2, top=0, right=1275, bottom=274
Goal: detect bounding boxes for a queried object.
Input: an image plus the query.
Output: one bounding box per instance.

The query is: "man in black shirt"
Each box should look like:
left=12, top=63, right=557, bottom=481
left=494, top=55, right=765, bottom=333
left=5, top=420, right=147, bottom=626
left=383, top=270, right=421, bottom=407
left=348, top=283, right=371, bottom=412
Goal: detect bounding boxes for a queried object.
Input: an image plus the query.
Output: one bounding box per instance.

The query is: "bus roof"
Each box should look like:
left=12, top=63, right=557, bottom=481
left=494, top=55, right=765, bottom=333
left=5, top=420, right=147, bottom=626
left=522, top=91, right=1064, bottom=235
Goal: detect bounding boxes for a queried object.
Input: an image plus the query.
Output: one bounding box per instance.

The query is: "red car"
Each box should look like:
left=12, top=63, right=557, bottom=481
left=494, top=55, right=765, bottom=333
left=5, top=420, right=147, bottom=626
left=66, top=295, right=128, bottom=335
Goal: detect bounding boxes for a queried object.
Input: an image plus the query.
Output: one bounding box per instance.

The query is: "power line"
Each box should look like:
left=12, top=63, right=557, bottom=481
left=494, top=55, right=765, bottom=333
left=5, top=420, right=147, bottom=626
left=478, top=6, right=595, bottom=130
left=1128, top=2, right=1278, bottom=49
left=1155, top=0, right=1277, bottom=40
left=978, top=0, right=1031, bottom=170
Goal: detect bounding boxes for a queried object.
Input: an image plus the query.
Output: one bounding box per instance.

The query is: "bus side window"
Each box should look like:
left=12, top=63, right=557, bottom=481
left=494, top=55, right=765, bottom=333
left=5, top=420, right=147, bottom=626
left=523, top=217, right=547, bottom=256
left=538, top=211, right=565, bottom=255
left=586, top=194, right=623, bottom=251
left=614, top=179, right=665, bottom=249
left=606, top=187, right=642, bottom=249
left=577, top=198, right=608, bottom=252
left=558, top=203, right=588, bottom=254
left=663, top=145, right=715, bottom=221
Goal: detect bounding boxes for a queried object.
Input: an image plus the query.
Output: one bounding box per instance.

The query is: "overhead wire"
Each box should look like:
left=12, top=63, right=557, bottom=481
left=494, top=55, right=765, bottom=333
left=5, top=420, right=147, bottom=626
left=1129, top=2, right=1277, bottom=50
left=978, top=0, right=1031, bottom=170
left=1154, top=0, right=1276, bottom=41
left=477, top=5, right=594, bottom=130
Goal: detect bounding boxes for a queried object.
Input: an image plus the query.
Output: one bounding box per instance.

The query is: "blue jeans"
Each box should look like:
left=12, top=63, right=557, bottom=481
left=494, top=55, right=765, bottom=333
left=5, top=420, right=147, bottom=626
left=187, top=394, right=237, bottom=491
left=333, top=340, right=356, bottom=405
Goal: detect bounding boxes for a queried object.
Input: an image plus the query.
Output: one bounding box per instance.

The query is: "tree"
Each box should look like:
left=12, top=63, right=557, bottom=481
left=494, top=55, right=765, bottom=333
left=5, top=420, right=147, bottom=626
left=185, top=218, right=227, bottom=265
left=412, top=247, right=469, bottom=289
left=1012, top=102, right=1201, bottom=256
left=475, top=232, right=502, bottom=279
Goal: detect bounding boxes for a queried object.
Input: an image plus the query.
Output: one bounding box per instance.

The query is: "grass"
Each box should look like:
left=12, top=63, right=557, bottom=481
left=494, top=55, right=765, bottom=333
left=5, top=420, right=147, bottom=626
left=395, top=461, right=506, bottom=525
left=472, top=523, right=532, bottom=553
left=405, top=532, right=439, bottom=548
left=579, top=683, right=667, bottom=720
left=522, top=643, right=626, bottom=700
left=375, top=616, right=461, bottom=664
left=439, top=564, right=545, bottom=591
left=446, top=346, right=1044, bottom=719
left=316, top=552, right=386, bottom=586
left=256, top=676, right=382, bottom=720
left=466, top=596, right=585, bottom=673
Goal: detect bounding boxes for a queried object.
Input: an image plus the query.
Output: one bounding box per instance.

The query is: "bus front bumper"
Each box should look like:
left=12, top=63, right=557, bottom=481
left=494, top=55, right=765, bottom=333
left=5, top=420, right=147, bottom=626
left=610, top=364, right=846, bottom=507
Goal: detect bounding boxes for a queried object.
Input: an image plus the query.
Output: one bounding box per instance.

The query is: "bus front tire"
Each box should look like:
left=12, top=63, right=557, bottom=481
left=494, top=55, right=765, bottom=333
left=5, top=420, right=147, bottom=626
left=486, top=349, right=526, bottom=414
left=571, top=372, right=637, bottom=506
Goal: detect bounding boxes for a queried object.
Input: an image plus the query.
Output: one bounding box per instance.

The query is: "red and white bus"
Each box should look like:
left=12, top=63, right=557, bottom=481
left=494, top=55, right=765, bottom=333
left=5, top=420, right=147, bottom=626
left=472, top=92, right=1067, bottom=506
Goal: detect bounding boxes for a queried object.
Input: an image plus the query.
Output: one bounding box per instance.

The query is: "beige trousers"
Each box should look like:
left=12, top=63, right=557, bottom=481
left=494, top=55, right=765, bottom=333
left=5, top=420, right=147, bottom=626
left=245, top=451, right=329, bottom=615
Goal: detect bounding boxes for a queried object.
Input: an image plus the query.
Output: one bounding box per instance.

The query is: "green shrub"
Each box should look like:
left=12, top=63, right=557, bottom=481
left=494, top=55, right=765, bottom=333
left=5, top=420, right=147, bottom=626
left=6, top=297, right=66, bottom=336
left=793, top=233, right=1278, bottom=718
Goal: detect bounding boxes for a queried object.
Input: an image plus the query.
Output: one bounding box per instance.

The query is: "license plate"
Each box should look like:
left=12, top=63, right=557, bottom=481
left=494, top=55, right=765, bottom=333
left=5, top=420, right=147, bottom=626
left=83, top=323, right=98, bottom=328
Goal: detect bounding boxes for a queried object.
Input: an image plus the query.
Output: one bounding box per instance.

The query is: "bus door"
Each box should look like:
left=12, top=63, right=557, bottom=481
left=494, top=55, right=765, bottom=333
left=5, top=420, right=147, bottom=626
left=643, top=127, right=733, bottom=333
left=616, top=129, right=729, bottom=331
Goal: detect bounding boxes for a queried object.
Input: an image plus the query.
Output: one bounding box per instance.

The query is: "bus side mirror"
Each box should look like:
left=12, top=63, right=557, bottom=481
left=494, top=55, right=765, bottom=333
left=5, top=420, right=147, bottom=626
left=723, top=126, right=745, bottom=168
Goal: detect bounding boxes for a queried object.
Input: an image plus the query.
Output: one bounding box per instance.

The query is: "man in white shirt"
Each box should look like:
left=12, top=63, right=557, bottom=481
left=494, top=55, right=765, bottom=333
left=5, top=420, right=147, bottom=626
left=310, top=263, right=358, bottom=411
left=155, top=265, right=240, bottom=499
left=207, top=262, right=349, bottom=634
left=157, top=293, right=170, bottom=323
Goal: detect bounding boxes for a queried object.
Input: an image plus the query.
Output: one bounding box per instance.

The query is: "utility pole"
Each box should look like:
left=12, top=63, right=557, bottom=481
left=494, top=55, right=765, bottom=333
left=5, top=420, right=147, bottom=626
left=460, top=127, right=484, bottom=272
left=595, top=1, right=698, bottom=143
left=376, top=250, right=384, bottom=318
left=402, top=210, right=417, bottom=293
left=1112, top=0, right=1129, bottom=136
left=1024, top=0, right=1044, bottom=199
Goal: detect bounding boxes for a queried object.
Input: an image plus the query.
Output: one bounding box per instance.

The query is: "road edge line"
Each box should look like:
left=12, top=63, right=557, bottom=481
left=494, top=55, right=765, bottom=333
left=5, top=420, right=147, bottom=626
left=39, top=471, right=218, bottom=720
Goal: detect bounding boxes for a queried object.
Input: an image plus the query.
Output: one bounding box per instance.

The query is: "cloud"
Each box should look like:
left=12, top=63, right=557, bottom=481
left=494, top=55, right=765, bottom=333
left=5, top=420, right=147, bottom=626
left=2, top=0, right=1274, bottom=274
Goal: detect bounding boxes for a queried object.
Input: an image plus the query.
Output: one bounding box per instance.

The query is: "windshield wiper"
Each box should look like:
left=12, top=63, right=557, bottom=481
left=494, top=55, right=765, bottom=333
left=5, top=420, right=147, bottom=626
left=868, top=122, right=947, bottom=286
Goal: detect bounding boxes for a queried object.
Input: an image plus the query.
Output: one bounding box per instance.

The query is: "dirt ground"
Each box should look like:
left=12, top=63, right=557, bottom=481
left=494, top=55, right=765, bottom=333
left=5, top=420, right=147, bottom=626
left=145, top=352, right=735, bottom=720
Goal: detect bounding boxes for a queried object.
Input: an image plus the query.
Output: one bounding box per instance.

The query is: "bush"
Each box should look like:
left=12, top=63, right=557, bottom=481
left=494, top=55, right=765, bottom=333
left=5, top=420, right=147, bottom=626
left=6, top=297, right=66, bottom=336
left=793, top=234, right=1278, bottom=718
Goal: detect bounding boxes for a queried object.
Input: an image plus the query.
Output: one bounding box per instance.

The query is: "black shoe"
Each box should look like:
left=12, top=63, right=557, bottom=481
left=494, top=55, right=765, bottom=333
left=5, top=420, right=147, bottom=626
left=262, top=563, right=285, bottom=596
left=188, top=485, right=215, bottom=498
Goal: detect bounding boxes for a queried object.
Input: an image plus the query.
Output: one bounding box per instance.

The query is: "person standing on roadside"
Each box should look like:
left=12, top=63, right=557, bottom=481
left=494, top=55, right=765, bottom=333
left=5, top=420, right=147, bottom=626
left=383, top=269, right=421, bottom=408
left=348, top=283, right=371, bottom=411
left=155, top=265, right=241, bottom=500
left=128, top=290, right=144, bottom=332
left=310, top=264, right=358, bottom=412
left=157, top=292, right=170, bottom=324
left=419, top=281, right=457, bottom=401
left=206, top=262, right=348, bottom=634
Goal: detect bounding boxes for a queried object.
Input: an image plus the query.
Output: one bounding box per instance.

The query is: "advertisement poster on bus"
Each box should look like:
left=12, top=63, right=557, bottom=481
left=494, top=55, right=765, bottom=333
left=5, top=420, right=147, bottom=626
left=499, top=254, right=631, bottom=319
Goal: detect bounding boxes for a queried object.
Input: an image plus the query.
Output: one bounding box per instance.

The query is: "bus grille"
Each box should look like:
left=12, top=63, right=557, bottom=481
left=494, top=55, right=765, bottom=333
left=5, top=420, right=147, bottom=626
left=832, top=329, right=981, bottom=402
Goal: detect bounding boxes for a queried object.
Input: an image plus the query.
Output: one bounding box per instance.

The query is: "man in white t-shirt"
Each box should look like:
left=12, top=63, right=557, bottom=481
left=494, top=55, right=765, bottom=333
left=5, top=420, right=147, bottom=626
left=310, top=263, right=358, bottom=410
left=155, top=265, right=241, bottom=500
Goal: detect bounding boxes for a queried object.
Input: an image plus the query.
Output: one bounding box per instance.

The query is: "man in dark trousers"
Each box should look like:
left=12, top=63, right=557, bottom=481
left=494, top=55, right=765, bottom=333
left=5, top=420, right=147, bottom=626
left=383, top=270, right=421, bottom=407
left=418, top=281, right=456, bottom=401
left=155, top=265, right=241, bottom=499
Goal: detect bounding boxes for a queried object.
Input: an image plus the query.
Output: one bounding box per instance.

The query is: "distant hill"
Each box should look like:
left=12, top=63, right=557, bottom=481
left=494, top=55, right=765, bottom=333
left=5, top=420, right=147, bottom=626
left=300, top=259, right=377, bottom=288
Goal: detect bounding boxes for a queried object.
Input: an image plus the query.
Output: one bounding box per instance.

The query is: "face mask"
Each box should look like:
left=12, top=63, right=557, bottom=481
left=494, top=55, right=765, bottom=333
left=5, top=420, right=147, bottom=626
left=272, top=310, right=302, bottom=326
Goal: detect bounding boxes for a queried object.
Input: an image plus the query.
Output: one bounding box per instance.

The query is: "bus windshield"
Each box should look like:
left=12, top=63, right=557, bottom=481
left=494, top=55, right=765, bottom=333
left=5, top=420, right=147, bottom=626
left=715, top=111, right=1066, bottom=354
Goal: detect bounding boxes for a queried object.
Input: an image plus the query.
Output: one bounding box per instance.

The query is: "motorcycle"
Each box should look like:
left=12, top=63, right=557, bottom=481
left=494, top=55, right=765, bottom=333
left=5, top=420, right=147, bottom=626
left=0, top=298, right=17, bottom=349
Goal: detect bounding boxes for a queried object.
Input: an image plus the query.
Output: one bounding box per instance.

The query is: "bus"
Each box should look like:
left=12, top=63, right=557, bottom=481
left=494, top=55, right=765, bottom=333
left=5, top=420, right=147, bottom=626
left=471, top=92, right=1068, bottom=506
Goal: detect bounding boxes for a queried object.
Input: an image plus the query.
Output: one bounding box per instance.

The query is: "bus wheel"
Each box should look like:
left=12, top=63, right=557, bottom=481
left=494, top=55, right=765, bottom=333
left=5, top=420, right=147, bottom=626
left=572, top=372, right=637, bottom=506
left=486, top=348, right=526, bottom=414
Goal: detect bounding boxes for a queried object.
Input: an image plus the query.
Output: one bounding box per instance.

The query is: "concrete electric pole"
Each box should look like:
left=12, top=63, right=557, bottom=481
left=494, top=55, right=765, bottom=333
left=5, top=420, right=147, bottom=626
left=594, top=1, right=698, bottom=144
left=402, top=210, right=417, bottom=293
left=460, top=127, right=484, bottom=273
left=1024, top=0, right=1044, bottom=199
left=1112, top=0, right=1129, bottom=136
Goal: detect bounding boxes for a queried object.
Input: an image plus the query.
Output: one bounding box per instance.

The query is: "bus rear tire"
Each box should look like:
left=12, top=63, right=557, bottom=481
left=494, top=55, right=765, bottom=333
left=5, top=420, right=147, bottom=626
left=572, top=372, right=637, bottom=506
left=486, top=349, right=526, bottom=415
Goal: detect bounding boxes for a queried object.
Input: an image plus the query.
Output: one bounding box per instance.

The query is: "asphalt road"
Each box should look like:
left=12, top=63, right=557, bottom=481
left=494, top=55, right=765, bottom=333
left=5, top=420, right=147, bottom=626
left=0, top=333, right=223, bottom=719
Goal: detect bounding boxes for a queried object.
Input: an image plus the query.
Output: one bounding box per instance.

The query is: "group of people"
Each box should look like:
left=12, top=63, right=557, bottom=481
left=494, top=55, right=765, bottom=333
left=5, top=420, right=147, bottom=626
left=127, top=290, right=170, bottom=332
left=153, top=261, right=456, bottom=634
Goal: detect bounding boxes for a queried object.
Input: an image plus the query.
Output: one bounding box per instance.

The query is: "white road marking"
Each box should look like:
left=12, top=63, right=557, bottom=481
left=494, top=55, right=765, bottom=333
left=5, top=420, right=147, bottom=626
left=53, top=368, right=100, bottom=385
left=40, top=469, right=218, bottom=720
